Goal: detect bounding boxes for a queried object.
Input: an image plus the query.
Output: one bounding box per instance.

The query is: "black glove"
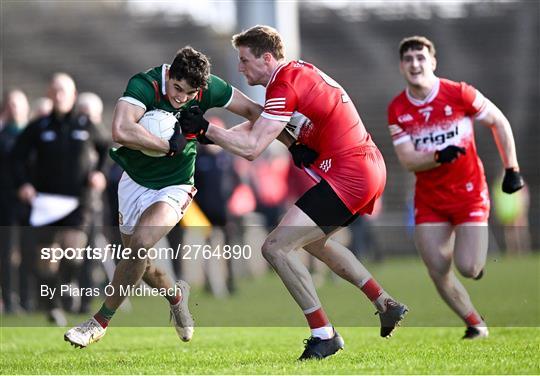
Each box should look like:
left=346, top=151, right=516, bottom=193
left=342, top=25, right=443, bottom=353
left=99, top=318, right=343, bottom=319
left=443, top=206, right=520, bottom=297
left=166, top=122, right=187, bottom=157
left=434, top=145, right=466, bottom=164
left=502, top=168, right=524, bottom=194
left=288, top=141, right=318, bottom=168
left=179, top=106, right=209, bottom=136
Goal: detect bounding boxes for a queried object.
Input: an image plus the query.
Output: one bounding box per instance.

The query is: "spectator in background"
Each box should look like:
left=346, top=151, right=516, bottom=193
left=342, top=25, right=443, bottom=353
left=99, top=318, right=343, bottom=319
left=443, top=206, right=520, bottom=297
left=194, top=116, right=241, bottom=296
left=492, top=172, right=531, bottom=255
left=11, top=73, right=109, bottom=325
left=348, top=196, right=384, bottom=262
left=387, top=36, right=525, bottom=339
left=0, top=89, right=29, bottom=313
left=0, top=89, right=29, bottom=129
left=30, top=97, right=53, bottom=121
left=75, top=92, right=108, bottom=313
left=77, top=92, right=104, bottom=125
left=249, top=145, right=290, bottom=231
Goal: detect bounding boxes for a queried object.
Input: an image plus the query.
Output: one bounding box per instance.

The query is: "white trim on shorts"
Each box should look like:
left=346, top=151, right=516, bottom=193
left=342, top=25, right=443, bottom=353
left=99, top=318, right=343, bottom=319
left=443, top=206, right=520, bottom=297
left=117, top=172, right=196, bottom=235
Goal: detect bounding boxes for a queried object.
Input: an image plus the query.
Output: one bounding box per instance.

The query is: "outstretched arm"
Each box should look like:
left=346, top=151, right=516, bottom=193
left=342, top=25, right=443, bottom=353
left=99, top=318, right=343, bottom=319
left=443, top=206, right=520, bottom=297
left=224, top=88, right=293, bottom=147
left=225, top=88, right=263, bottom=123
left=206, top=116, right=287, bottom=160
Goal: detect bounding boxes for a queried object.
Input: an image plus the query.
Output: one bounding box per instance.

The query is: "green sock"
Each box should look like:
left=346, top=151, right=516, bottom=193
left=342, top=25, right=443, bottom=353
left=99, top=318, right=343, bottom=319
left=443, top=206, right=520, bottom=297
left=95, top=303, right=116, bottom=322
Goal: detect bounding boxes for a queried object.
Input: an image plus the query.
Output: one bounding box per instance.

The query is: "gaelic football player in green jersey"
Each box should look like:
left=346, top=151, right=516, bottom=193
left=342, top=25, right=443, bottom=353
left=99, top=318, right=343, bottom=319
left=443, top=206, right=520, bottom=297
left=64, top=46, right=262, bottom=348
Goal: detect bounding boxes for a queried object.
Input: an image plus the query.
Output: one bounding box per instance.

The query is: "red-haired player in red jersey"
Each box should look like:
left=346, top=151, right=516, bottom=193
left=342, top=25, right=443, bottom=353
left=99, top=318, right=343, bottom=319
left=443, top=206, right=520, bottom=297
left=387, top=36, right=525, bottom=340
left=180, top=25, right=408, bottom=360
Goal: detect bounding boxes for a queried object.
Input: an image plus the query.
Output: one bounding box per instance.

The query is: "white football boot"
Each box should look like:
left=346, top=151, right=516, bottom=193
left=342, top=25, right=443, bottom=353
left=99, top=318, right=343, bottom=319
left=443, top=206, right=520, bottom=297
left=463, top=326, right=489, bottom=339
left=64, top=317, right=106, bottom=348
left=170, top=280, right=194, bottom=342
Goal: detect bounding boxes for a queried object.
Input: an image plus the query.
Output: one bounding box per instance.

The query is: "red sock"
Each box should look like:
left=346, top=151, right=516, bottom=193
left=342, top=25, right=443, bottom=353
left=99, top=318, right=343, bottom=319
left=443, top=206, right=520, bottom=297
left=361, top=278, right=383, bottom=301
left=168, top=294, right=181, bottom=305
left=304, top=308, right=329, bottom=329
left=93, top=304, right=115, bottom=329
left=464, top=311, right=483, bottom=326
left=93, top=312, right=110, bottom=328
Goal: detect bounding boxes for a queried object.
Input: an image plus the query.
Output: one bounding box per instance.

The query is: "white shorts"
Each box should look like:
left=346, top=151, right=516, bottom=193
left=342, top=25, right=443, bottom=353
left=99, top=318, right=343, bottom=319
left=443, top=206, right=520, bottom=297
left=117, top=172, right=196, bottom=235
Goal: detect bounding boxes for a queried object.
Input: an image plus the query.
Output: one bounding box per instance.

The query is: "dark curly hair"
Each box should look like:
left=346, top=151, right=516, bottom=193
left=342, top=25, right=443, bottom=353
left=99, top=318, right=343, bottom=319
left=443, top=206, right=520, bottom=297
left=169, top=46, right=211, bottom=90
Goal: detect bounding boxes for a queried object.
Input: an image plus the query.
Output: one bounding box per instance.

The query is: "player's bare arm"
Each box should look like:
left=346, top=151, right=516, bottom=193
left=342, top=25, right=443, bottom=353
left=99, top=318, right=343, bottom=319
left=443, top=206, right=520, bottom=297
left=215, top=88, right=294, bottom=148
left=227, top=120, right=254, bottom=133
left=226, top=88, right=263, bottom=123
left=111, top=100, right=169, bottom=153
left=477, top=101, right=520, bottom=170
left=206, top=116, right=287, bottom=160
left=226, top=120, right=294, bottom=148
left=393, top=139, right=440, bottom=172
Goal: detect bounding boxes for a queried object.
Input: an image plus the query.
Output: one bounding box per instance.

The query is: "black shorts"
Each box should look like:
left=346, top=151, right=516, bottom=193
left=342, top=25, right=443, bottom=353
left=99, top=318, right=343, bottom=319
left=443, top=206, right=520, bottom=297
left=295, top=179, right=358, bottom=234
left=33, top=205, right=90, bottom=244
left=48, top=204, right=90, bottom=228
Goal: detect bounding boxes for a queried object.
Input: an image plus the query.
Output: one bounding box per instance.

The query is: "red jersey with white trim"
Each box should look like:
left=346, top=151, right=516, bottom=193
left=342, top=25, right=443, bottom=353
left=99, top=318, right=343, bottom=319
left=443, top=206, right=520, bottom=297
left=261, top=60, right=382, bottom=213
left=387, top=78, right=490, bottom=211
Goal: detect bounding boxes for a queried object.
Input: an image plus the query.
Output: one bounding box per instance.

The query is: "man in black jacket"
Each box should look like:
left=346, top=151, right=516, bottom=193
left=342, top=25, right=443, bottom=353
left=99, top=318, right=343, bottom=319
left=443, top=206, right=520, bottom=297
left=0, top=88, right=30, bottom=313
left=11, top=73, right=109, bottom=325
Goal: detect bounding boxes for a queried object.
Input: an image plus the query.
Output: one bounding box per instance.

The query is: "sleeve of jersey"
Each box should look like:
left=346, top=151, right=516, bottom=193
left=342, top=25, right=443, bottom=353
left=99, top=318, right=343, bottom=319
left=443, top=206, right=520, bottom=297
left=118, top=75, right=155, bottom=111
left=199, top=74, right=234, bottom=110
left=261, top=81, right=296, bottom=123
left=387, top=103, right=410, bottom=145
left=461, top=82, right=489, bottom=120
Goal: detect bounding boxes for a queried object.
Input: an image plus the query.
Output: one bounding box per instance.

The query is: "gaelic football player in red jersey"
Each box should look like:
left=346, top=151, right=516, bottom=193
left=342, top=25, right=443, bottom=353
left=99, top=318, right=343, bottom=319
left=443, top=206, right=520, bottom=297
left=387, top=36, right=525, bottom=339
left=180, top=25, right=408, bottom=360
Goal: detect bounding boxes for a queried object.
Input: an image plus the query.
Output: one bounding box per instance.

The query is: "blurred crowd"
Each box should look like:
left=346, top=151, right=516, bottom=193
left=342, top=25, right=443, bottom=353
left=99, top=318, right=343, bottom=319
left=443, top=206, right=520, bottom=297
left=0, top=72, right=531, bottom=323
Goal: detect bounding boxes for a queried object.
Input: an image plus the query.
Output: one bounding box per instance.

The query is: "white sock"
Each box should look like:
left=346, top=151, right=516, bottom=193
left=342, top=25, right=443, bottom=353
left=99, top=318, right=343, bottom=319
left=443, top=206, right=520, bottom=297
left=374, top=293, right=392, bottom=312
left=311, top=325, right=334, bottom=339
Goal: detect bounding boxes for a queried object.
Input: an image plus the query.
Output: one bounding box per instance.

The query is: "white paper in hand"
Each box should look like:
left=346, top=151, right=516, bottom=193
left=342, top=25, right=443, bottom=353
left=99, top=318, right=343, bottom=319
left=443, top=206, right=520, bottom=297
left=30, top=192, right=80, bottom=226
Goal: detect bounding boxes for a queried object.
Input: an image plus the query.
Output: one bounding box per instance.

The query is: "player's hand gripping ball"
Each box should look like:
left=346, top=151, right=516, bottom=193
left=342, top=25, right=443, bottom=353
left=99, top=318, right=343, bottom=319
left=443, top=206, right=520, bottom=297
left=166, top=121, right=187, bottom=157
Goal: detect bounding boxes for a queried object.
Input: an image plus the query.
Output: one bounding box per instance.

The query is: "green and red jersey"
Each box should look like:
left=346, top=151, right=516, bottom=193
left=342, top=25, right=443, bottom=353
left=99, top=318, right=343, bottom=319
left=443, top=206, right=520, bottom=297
left=110, top=64, right=233, bottom=189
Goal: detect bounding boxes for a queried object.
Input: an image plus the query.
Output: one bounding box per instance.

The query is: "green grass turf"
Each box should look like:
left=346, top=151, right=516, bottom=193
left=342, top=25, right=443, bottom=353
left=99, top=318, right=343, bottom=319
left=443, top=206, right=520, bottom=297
left=1, top=327, right=539, bottom=374
left=1, top=254, right=539, bottom=374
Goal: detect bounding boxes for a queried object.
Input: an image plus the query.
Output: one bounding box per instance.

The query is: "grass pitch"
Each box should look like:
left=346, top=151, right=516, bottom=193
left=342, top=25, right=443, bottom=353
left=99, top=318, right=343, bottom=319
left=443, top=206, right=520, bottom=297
left=1, top=254, right=539, bottom=374
left=1, top=327, right=538, bottom=374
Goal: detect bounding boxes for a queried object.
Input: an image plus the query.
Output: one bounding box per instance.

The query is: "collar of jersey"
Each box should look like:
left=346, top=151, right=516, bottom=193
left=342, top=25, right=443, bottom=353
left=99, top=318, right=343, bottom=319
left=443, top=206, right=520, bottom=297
left=267, top=62, right=287, bottom=87
left=161, top=64, right=169, bottom=95
left=406, top=77, right=440, bottom=106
